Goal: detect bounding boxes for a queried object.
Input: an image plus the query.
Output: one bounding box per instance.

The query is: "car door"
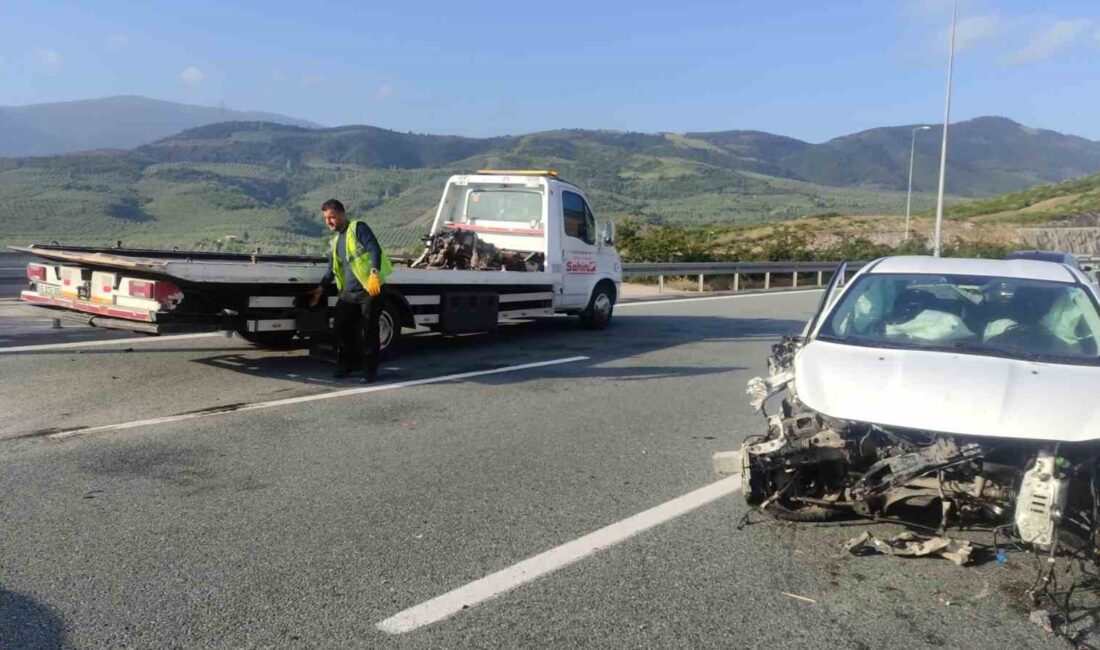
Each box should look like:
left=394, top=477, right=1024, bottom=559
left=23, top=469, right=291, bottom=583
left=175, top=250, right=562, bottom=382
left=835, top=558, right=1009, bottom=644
left=560, top=190, right=599, bottom=308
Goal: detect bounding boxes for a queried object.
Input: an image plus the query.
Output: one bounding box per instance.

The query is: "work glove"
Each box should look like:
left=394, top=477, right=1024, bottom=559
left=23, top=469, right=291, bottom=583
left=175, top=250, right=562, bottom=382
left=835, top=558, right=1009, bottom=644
left=366, top=269, right=382, bottom=297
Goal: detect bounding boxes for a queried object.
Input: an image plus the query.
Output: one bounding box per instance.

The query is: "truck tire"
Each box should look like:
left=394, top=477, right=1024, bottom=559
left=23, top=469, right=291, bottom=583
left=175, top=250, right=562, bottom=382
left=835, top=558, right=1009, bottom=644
left=579, top=282, right=615, bottom=330
left=379, top=299, right=402, bottom=357
left=236, top=329, right=302, bottom=350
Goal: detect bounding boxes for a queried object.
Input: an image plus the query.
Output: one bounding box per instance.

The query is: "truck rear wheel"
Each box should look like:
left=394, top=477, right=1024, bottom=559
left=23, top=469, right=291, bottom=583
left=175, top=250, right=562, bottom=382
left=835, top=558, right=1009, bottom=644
left=579, top=283, right=615, bottom=330
left=379, top=299, right=402, bottom=357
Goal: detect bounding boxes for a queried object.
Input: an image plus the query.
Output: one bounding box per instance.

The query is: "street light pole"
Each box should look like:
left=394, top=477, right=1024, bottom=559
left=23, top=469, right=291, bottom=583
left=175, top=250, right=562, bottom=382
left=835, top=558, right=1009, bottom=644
left=933, top=0, right=958, bottom=257
left=905, top=125, right=932, bottom=241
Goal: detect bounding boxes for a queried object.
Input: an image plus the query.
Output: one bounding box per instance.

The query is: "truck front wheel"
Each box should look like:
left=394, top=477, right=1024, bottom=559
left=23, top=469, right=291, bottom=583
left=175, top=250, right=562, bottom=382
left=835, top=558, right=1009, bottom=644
left=579, top=283, right=615, bottom=330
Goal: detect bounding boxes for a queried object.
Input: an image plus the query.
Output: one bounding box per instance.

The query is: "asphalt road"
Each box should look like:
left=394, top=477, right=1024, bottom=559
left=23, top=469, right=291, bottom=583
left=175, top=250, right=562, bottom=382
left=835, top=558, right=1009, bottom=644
left=0, top=291, right=1087, bottom=649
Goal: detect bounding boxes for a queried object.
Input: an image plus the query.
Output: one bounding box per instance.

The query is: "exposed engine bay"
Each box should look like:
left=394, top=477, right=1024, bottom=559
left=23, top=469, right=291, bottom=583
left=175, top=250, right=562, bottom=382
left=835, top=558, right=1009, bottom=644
left=743, top=336, right=1092, bottom=546
left=410, top=227, right=545, bottom=272
left=738, top=335, right=1100, bottom=636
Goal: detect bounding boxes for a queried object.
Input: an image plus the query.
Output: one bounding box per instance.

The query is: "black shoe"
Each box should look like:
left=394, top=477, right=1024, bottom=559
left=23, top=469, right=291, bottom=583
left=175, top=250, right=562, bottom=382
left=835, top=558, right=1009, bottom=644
left=362, top=367, right=378, bottom=384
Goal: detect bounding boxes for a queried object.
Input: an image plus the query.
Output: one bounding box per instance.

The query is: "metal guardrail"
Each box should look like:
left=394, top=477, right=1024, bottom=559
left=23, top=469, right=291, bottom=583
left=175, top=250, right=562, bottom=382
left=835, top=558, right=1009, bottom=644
left=623, top=261, right=849, bottom=275
left=623, top=254, right=1100, bottom=294
left=621, top=260, right=860, bottom=293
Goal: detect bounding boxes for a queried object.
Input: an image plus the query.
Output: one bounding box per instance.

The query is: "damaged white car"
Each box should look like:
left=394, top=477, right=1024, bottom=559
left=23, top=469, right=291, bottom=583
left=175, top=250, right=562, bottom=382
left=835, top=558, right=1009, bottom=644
left=735, top=255, right=1100, bottom=553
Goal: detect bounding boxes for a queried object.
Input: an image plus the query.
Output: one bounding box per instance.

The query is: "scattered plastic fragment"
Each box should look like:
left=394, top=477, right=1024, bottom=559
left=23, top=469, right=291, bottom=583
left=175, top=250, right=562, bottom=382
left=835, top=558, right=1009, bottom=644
left=843, top=531, right=973, bottom=566
left=1029, top=609, right=1054, bottom=634
left=996, top=550, right=1008, bottom=564
left=781, top=592, right=817, bottom=604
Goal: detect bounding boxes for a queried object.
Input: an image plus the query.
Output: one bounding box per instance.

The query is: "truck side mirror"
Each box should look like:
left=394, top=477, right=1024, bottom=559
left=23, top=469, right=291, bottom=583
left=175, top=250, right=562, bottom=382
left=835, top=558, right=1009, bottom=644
left=602, top=221, right=615, bottom=246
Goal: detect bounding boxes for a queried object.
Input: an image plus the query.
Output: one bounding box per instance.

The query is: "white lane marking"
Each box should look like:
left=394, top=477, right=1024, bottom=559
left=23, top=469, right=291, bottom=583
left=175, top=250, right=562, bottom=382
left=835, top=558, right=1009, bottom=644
left=0, top=332, right=223, bottom=353
left=619, top=288, right=823, bottom=308
left=376, top=475, right=742, bottom=635
left=48, top=356, right=589, bottom=439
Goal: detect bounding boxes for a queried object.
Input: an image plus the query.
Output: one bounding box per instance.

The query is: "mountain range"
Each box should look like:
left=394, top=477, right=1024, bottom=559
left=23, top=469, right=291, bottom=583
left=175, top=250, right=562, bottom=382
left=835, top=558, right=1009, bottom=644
left=0, top=96, right=318, bottom=157
left=5, top=96, right=1100, bottom=197
left=3, top=98, right=1100, bottom=252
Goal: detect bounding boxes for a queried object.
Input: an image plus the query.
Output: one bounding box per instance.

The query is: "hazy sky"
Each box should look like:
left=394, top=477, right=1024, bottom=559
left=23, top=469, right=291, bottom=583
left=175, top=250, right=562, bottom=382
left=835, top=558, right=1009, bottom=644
left=2, top=0, right=1099, bottom=141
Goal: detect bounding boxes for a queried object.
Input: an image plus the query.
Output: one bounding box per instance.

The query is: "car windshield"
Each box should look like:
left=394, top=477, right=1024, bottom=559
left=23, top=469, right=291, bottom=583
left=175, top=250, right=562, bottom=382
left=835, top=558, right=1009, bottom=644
left=817, top=273, right=1100, bottom=364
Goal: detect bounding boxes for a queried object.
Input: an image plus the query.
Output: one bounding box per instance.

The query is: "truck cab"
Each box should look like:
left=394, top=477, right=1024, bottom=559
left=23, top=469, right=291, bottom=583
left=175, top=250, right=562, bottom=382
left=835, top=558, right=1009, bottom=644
left=426, top=169, right=622, bottom=316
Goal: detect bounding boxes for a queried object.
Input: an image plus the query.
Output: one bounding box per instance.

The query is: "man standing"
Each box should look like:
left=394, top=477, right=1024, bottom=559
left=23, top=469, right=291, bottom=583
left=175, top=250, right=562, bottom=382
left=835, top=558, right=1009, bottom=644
left=308, top=199, right=392, bottom=382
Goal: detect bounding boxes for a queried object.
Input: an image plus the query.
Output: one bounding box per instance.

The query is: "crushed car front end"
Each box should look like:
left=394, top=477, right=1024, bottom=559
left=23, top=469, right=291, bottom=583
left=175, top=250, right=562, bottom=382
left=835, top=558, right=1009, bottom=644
left=730, top=256, right=1100, bottom=553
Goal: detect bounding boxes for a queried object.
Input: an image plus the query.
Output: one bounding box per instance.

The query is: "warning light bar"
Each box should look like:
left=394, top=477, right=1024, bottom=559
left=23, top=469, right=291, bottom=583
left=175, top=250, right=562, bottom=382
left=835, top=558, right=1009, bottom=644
left=475, top=169, right=558, bottom=177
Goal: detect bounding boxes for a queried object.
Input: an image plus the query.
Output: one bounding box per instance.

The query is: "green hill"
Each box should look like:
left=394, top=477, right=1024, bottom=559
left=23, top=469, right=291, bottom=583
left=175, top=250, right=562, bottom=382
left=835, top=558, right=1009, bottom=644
left=772, top=117, right=1100, bottom=197
left=941, top=172, right=1100, bottom=224
left=0, top=123, right=919, bottom=253
left=3, top=116, right=1100, bottom=254
left=685, top=117, right=1100, bottom=197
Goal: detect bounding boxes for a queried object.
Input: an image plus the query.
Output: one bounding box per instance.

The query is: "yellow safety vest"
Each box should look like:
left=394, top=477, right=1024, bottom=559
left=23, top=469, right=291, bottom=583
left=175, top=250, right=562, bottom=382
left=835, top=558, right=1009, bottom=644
left=332, top=220, right=393, bottom=292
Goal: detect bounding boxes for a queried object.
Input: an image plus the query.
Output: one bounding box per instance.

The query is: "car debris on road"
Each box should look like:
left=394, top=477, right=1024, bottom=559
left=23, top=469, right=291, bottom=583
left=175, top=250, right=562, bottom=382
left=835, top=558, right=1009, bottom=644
left=843, top=530, right=973, bottom=566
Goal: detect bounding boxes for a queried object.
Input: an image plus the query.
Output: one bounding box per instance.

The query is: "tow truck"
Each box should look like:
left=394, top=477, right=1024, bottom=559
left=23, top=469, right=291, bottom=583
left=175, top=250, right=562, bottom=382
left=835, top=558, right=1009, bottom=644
left=14, top=170, right=622, bottom=353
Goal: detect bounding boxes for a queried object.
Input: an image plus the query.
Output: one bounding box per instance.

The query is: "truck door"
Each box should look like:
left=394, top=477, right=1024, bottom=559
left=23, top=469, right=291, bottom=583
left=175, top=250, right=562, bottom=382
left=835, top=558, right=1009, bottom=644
left=560, top=190, right=599, bottom=308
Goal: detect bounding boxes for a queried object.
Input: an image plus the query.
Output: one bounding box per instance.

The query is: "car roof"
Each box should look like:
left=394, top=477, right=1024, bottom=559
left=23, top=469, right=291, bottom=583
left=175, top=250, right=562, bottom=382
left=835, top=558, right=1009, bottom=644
left=1005, top=249, right=1081, bottom=266
left=867, top=255, right=1079, bottom=283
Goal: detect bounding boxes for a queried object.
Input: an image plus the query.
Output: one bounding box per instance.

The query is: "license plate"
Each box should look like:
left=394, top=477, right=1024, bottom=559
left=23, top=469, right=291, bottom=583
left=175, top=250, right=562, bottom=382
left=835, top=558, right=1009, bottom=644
left=38, top=283, right=62, bottom=297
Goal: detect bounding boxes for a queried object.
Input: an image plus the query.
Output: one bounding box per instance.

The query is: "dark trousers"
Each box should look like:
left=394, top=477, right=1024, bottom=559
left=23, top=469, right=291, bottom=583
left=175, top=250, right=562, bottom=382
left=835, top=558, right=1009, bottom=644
left=333, top=295, right=382, bottom=376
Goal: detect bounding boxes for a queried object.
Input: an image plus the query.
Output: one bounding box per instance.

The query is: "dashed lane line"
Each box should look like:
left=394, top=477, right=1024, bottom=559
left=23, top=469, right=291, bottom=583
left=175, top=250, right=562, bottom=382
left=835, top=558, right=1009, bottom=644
left=376, top=475, right=742, bottom=634
left=45, top=355, right=590, bottom=440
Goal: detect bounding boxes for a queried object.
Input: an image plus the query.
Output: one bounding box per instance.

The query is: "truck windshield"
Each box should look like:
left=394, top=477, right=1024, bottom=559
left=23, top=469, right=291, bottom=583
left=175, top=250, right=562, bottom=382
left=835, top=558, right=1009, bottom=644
left=439, top=187, right=543, bottom=226
left=817, top=273, right=1100, bottom=364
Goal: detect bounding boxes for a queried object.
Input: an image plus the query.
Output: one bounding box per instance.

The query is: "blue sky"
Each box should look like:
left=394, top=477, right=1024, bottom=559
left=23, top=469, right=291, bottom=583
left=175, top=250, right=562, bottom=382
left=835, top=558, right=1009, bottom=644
left=2, top=0, right=1099, bottom=142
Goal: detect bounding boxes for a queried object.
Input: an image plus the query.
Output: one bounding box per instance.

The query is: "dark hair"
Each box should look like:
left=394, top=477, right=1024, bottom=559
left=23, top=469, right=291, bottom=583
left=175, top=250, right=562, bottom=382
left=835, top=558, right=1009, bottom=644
left=321, top=199, right=345, bottom=214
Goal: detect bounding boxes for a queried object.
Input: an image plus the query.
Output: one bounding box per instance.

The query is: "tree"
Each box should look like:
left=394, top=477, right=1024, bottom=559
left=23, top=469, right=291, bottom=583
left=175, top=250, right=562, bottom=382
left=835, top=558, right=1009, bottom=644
left=619, top=224, right=711, bottom=263
left=756, top=225, right=814, bottom=261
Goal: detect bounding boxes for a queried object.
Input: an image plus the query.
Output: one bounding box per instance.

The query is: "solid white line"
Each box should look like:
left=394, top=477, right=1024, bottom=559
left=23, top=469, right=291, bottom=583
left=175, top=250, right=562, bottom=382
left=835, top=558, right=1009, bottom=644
left=619, top=288, right=823, bottom=308
left=48, top=355, right=589, bottom=439
left=376, top=475, right=742, bottom=635
left=0, top=331, right=222, bottom=353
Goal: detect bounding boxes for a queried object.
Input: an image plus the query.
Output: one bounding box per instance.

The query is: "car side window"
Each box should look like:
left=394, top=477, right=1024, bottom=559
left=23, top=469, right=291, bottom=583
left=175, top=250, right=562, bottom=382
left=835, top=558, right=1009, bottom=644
left=562, top=191, right=594, bottom=245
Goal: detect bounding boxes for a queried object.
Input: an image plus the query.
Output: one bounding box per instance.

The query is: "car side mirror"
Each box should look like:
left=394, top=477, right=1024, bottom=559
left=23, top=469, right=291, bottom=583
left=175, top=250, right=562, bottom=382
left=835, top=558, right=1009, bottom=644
left=601, top=221, right=615, bottom=246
